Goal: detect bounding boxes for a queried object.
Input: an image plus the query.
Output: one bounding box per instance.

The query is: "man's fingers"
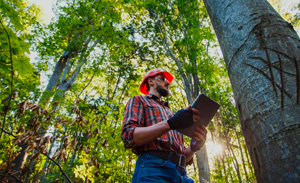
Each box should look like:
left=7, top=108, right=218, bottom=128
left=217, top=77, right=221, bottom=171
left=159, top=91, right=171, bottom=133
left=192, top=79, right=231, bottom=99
left=193, top=128, right=206, bottom=138
left=196, top=126, right=206, bottom=136
left=192, top=126, right=207, bottom=141
left=194, top=125, right=207, bottom=134
left=198, top=125, right=207, bottom=134
left=191, top=108, right=200, bottom=115
left=193, top=115, right=200, bottom=123
left=192, top=126, right=206, bottom=137
left=190, top=125, right=208, bottom=151
left=192, top=133, right=206, bottom=142
left=185, top=105, right=192, bottom=110
left=192, top=108, right=201, bottom=123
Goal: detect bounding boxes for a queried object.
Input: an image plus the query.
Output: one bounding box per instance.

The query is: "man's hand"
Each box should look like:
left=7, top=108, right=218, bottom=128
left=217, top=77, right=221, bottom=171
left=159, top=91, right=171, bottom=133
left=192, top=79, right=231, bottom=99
left=167, top=105, right=201, bottom=130
left=190, top=125, right=207, bottom=152
left=185, top=105, right=201, bottom=124
left=167, top=108, right=193, bottom=130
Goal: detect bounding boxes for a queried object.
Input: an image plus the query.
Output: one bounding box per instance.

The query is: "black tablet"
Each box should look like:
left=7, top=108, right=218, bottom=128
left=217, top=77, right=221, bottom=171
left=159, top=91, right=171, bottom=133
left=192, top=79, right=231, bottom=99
left=177, top=94, right=220, bottom=138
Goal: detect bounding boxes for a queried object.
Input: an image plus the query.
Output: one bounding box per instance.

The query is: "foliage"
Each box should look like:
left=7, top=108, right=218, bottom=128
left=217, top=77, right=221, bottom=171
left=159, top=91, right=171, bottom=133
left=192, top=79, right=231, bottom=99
left=1, top=0, right=296, bottom=182
left=268, top=0, right=300, bottom=33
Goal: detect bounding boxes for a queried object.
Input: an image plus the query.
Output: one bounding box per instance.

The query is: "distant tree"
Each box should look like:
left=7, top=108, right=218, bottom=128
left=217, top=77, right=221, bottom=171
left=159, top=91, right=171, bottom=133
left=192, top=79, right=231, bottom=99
left=130, top=0, right=221, bottom=181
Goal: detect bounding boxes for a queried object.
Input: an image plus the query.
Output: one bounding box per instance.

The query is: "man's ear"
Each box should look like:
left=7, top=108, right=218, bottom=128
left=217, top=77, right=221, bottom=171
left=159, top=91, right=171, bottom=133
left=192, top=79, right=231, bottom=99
left=148, top=78, right=155, bottom=87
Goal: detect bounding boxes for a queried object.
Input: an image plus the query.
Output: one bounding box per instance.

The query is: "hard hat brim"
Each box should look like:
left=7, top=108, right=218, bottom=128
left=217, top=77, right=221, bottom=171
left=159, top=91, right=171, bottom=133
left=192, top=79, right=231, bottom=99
left=139, top=70, right=173, bottom=95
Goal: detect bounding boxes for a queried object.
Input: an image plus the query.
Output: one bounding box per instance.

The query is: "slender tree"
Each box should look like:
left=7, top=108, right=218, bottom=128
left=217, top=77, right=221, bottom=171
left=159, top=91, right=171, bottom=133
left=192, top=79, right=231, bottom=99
left=203, top=0, right=300, bottom=182
left=131, top=0, right=220, bottom=181
left=234, top=127, right=249, bottom=182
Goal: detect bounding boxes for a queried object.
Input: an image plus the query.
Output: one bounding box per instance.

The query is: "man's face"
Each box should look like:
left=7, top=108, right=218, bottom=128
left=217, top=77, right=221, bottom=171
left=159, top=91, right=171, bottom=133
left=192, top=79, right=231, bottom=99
left=153, top=74, right=170, bottom=97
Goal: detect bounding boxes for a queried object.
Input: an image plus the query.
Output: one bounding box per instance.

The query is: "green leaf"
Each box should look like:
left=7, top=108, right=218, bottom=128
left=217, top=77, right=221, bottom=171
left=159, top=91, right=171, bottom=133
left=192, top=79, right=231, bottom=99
left=19, top=40, right=31, bottom=54
left=0, top=0, right=24, bottom=30
left=14, top=57, right=33, bottom=77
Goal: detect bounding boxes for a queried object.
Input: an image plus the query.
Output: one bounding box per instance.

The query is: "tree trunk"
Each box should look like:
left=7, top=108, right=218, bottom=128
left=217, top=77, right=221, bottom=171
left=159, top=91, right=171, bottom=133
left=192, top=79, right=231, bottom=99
left=210, top=131, right=222, bottom=179
left=228, top=141, right=242, bottom=183
left=243, top=141, right=254, bottom=177
left=155, top=4, right=211, bottom=181
left=234, top=127, right=249, bottom=182
left=203, top=0, right=300, bottom=182
left=223, top=128, right=242, bottom=183
left=195, top=146, right=210, bottom=183
left=187, top=91, right=210, bottom=182
left=162, top=26, right=211, bottom=181
left=11, top=142, right=27, bottom=173
left=220, top=153, right=228, bottom=182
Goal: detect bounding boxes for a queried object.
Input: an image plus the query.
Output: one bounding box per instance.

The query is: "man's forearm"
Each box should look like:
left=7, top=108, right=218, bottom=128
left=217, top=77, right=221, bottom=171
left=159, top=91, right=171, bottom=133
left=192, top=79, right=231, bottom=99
left=184, top=146, right=195, bottom=162
left=133, top=120, right=170, bottom=146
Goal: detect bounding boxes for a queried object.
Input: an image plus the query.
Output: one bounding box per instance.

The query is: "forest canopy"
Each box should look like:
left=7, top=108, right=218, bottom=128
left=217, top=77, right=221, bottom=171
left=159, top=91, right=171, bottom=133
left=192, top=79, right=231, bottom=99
left=0, top=0, right=299, bottom=182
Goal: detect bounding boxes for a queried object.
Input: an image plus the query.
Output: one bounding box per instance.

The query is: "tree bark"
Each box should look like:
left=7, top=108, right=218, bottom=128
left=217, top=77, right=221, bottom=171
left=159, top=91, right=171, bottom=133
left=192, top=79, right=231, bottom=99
left=203, top=0, right=300, bottom=182
left=11, top=142, right=27, bottom=173
left=195, top=146, right=210, bottom=183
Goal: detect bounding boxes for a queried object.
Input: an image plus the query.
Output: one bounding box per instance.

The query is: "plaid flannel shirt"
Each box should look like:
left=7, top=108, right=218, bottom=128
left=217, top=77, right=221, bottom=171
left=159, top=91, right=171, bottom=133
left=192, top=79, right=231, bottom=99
left=121, top=94, right=186, bottom=155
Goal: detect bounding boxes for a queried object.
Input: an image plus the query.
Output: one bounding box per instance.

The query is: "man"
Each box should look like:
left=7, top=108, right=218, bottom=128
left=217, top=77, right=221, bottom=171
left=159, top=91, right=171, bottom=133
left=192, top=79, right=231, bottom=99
left=121, top=69, right=207, bottom=183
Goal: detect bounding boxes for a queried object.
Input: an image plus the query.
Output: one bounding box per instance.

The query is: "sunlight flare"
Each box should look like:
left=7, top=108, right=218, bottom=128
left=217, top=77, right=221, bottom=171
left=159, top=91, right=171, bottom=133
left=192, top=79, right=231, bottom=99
left=206, top=141, right=223, bottom=157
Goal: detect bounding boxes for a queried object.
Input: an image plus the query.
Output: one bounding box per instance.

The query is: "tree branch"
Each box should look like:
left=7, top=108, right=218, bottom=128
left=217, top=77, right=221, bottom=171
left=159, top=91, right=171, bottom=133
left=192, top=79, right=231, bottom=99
left=2, top=129, right=73, bottom=183
left=76, top=74, right=95, bottom=101
left=157, top=19, right=192, bottom=103
left=58, top=63, right=82, bottom=95
left=42, top=152, right=73, bottom=183
left=1, top=128, right=16, bottom=137
left=60, top=59, right=70, bottom=85
left=0, top=18, right=14, bottom=139
left=57, top=37, right=100, bottom=96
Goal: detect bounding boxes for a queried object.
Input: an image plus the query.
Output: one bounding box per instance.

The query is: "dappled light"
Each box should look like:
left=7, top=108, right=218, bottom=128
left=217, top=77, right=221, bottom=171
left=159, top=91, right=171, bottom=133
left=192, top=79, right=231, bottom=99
left=0, top=0, right=299, bottom=182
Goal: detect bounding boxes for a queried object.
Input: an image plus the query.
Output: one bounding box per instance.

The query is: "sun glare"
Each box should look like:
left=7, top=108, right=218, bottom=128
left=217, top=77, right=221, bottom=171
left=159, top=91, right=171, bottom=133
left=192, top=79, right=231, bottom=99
left=206, top=141, right=223, bottom=157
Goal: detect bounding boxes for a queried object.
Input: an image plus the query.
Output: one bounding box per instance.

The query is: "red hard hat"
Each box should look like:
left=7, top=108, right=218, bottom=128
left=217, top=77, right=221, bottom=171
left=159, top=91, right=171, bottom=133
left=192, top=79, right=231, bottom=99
left=139, top=69, right=173, bottom=94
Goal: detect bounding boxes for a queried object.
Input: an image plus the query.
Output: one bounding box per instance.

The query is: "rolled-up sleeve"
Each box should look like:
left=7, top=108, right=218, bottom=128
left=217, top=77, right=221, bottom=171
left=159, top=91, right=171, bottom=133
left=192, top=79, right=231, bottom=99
left=121, top=96, right=144, bottom=149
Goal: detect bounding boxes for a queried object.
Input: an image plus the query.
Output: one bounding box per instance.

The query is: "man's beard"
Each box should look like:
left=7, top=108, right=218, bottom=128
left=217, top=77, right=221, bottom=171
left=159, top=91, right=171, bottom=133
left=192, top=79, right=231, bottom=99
left=157, top=85, right=169, bottom=97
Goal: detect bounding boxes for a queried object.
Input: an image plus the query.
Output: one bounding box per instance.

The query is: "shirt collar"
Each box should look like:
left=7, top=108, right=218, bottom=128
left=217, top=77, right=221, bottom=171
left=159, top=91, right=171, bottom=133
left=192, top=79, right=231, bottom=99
left=146, top=94, right=169, bottom=108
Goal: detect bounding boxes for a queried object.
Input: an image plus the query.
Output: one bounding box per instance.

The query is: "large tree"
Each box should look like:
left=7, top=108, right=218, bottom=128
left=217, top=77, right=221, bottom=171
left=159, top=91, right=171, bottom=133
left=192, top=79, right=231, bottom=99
left=203, top=0, right=300, bottom=182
